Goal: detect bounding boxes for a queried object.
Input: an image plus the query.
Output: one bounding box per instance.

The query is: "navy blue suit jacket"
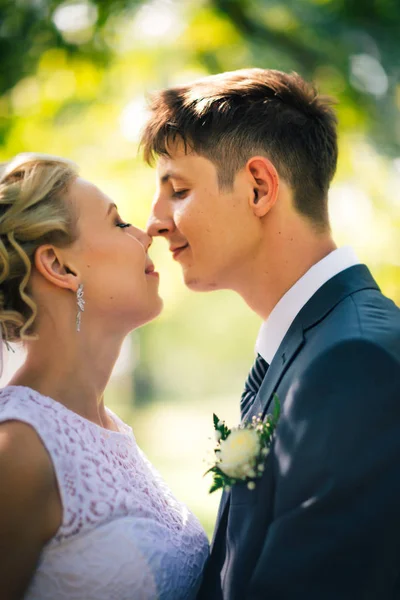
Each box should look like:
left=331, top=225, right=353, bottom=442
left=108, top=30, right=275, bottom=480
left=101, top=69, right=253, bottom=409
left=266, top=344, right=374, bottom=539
left=198, top=265, right=400, bottom=600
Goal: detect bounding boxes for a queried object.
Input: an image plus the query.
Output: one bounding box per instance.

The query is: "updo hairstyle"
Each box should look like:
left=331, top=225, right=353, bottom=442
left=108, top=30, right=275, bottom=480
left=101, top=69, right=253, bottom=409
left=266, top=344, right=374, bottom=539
left=0, top=153, right=78, bottom=343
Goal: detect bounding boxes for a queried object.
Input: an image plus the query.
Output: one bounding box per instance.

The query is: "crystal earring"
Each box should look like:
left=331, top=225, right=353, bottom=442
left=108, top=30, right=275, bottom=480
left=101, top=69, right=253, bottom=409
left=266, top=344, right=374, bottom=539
left=76, top=284, right=85, bottom=332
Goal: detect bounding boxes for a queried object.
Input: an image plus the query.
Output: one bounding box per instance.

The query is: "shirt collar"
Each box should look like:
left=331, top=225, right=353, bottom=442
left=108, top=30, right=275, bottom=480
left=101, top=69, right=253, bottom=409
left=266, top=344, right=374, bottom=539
left=256, top=246, right=360, bottom=364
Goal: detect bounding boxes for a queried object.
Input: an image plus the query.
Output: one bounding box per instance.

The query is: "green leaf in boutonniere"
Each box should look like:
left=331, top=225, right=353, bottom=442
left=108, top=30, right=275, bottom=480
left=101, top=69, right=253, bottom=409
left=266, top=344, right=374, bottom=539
left=205, top=396, right=281, bottom=494
left=212, top=413, right=231, bottom=442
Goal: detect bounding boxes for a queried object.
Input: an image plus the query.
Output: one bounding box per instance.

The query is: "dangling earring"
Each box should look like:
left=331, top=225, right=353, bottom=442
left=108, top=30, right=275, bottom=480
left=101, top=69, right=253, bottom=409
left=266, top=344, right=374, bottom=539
left=76, top=284, right=85, bottom=332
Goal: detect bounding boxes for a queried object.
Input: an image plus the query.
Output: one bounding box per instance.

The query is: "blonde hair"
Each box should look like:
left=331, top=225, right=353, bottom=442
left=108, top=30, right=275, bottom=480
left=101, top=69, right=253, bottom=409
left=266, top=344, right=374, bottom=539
left=0, top=153, right=79, bottom=343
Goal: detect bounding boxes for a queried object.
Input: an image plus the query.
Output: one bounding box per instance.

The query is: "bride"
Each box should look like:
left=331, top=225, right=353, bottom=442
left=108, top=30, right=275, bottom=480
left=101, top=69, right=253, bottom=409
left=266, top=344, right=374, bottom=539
left=0, top=153, right=209, bottom=600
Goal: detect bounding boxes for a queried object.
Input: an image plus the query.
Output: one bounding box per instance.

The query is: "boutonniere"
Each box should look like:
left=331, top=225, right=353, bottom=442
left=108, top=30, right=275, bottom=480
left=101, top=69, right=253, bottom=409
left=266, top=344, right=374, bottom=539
left=205, top=395, right=280, bottom=494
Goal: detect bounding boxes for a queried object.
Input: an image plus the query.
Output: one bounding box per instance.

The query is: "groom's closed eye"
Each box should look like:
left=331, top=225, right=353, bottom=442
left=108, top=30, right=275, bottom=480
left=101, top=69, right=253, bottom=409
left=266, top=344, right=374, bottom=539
left=172, top=189, right=189, bottom=199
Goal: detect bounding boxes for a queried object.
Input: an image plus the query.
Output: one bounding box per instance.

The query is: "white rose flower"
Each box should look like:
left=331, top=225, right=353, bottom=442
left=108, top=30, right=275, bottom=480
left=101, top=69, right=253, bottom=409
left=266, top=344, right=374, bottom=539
left=218, top=428, right=260, bottom=479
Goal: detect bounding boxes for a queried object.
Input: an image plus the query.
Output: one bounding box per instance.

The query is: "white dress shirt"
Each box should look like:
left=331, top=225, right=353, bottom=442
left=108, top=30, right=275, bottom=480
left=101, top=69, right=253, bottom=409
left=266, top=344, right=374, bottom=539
left=256, top=246, right=360, bottom=364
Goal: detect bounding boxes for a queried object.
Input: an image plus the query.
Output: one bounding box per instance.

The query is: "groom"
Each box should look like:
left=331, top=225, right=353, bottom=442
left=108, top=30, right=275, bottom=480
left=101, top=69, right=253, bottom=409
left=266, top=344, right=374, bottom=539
left=143, top=68, right=400, bottom=599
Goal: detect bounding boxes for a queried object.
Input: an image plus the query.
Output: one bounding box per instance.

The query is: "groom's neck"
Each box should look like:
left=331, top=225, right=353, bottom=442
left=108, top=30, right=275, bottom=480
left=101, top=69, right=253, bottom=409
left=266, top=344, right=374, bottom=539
left=232, top=221, right=336, bottom=321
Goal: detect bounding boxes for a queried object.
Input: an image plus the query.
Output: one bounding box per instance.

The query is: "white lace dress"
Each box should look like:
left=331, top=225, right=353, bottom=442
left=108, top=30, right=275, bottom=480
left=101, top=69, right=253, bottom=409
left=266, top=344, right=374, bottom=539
left=0, top=386, right=209, bottom=600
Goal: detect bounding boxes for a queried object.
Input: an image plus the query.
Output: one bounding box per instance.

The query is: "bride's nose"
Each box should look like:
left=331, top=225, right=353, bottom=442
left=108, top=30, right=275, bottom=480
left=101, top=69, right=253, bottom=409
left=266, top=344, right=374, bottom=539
left=131, top=227, right=152, bottom=252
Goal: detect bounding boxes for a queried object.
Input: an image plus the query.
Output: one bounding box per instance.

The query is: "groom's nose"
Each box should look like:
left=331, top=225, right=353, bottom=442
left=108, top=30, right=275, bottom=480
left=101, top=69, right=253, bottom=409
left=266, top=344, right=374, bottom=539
left=147, top=197, right=175, bottom=238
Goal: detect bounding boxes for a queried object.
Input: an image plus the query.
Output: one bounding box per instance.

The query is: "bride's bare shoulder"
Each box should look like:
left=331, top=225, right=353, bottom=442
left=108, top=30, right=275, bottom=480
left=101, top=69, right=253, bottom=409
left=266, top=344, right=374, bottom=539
left=0, top=418, right=53, bottom=476
left=0, top=419, right=62, bottom=529
left=0, top=420, right=62, bottom=596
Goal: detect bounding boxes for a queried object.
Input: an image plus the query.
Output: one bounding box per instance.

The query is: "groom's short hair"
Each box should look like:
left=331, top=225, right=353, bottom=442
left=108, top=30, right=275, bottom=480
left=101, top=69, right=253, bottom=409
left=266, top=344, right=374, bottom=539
left=141, top=68, right=338, bottom=228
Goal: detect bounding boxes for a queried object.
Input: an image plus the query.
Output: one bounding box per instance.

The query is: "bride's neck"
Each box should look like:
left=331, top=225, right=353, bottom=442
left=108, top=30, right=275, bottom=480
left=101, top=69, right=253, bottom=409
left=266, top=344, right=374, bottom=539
left=9, top=319, right=126, bottom=427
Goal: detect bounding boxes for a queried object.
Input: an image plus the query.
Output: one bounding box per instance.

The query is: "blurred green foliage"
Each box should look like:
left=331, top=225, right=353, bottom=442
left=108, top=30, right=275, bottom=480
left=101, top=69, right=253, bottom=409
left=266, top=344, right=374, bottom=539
left=1, top=0, right=399, bottom=535
left=1, top=0, right=400, bottom=152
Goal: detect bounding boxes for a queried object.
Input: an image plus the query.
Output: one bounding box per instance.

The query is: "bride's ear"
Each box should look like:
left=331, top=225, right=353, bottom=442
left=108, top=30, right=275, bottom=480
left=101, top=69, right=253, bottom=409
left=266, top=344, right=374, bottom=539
left=34, top=245, right=79, bottom=292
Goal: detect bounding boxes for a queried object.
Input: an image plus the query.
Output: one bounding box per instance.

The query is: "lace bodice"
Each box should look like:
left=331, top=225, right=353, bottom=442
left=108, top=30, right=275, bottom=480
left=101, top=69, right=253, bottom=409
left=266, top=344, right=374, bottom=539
left=0, top=386, right=209, bottom=600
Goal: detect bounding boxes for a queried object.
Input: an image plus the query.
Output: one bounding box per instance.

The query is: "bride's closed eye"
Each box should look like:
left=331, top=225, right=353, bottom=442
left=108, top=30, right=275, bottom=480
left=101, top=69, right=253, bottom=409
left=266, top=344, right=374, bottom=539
left=115, top=217, right=132, bottom=229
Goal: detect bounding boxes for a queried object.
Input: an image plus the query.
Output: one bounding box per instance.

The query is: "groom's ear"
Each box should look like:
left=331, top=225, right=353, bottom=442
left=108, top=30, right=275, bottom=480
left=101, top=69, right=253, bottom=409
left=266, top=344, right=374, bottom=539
left=246, top=156, right=279, bottom=217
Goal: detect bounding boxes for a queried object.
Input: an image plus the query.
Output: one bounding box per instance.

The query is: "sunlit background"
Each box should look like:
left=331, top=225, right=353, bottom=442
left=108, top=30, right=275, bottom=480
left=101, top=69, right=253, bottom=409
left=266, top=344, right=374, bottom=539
left=0, top=0, right=399, bottom=538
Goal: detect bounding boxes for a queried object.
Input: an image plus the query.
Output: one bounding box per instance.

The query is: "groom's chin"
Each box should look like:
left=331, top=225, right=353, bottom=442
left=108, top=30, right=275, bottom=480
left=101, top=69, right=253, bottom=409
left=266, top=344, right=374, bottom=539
left=184, top=274, right=220, bottom=292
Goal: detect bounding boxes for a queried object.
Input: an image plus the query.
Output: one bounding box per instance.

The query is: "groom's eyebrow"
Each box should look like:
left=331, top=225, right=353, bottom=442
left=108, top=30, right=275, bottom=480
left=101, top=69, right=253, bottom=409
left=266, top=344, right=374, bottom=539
left=160, top=171, right=174, bottom=184
left=160, top=170, right=188, bottom=184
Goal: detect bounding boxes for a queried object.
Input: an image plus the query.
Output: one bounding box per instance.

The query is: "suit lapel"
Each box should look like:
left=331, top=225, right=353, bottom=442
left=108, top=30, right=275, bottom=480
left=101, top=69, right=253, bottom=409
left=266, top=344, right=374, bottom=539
left=209, top=327, right=305, bottom=552
left=250, top=264, right=380, bottom=419
left=210, top=489, right=230, bottom=552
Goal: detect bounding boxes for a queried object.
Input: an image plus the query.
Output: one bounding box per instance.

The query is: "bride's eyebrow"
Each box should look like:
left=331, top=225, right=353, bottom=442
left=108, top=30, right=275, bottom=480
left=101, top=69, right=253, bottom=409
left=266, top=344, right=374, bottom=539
left=106, top=203, right=118, bottom=217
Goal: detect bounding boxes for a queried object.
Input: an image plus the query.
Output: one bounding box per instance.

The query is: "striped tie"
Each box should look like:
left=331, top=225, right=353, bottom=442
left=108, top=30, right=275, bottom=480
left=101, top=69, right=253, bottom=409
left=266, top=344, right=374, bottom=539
left=240, top=354, right=269, bottom=422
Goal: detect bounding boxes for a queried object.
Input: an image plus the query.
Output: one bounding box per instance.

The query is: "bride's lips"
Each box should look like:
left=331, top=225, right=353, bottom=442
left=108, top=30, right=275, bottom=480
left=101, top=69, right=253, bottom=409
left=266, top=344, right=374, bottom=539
left=171, top=243, right=189, bottom=260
